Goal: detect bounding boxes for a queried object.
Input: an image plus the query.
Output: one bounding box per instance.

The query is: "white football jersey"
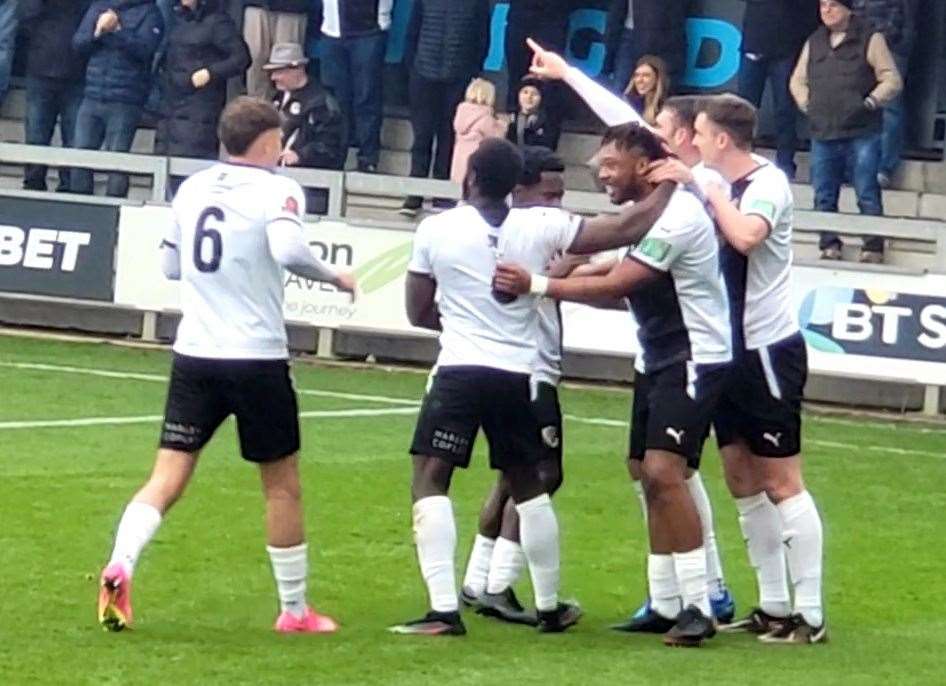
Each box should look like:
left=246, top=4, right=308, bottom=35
left=534, top=297, right=563, bottom=386
left=725, top=154, right=798, bottom=350
left=408, top=204, right=582, bottom=375
left=166, top=163, right=307, bottom=360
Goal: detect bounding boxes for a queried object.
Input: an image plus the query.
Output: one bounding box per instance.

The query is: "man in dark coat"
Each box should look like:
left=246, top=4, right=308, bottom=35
left=18, top=0, right=92, bottom=192
left=400, top=0, right=490, bottom=216
left=71, top=0, right=164, bottom=197
left=266, top=42, right=346, bottom=214
left=157, top=0, right=249, bottom=160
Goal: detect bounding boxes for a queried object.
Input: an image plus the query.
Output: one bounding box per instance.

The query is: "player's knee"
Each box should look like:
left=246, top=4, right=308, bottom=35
left=411, top=456, right=453, bottom=500
left=763, top=472, right=804, bottom=504
left=641, top=455, right=685, bottom=501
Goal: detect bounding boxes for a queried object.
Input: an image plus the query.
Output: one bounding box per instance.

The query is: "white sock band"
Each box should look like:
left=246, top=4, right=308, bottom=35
left=673, top=547, right=712, bottom=617
left=686, top=473, right=726, bottom=593
left=413, top=496, right=459, bottom=613
left=647, top=553, right=682, bottom=620
left=109, top=501, right=162, bottom=576
left=777, top=490, right=824, bottom=627
left=267, top=542, right=308, bottom=619
left=461, top=534, right=495, bottom=596
left=736, top=492, right=791, bottom=617
left=516, top=493, right=560, bottom=612
left=486, top=537, right=526, bottom=594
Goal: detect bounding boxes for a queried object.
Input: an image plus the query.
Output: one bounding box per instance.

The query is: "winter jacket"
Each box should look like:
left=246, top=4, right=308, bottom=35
left=404, top=0, right=490, bottom=82
left=18, top=0, right=91, bottom=80
left=241, top=0, right=310, bottom=14
left=73, top=0, right=165, bottom=107
left=450, top=102, right=506, bottom=183
left=274, top=79, right=347, bottom=170
left=741, top=0, right=820, bottom=60
left=156, top=0, right=249, bottom=158
left=605, top=0, right=688, bottom=79
left=505, top=109, right=557, bottom=150
left=852, top=0, right=913, bottom=56
left=506, top=0, right=570, bottom=50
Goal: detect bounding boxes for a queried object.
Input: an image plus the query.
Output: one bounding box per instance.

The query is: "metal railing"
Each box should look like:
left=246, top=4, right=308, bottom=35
left=2, top=142, right=945, bottom=271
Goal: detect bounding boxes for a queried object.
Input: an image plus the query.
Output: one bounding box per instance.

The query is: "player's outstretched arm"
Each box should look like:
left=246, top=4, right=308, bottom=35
left=405, top=272, right=441, bottom=331
left=494, top=258, right=656, bottom=305
left=527, top=38, right=649, bottom=129
left=267, top=222, right=357, bottom=296
left=704, top=184, right=770, bottom=255
left=566, top=181, right=675, bottom=254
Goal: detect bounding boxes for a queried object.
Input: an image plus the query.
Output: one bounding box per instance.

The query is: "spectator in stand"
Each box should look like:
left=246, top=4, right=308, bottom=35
left=623, top=54, right=668, bottom=125
left=506, top=76, right=557, bottom=149
left=400, top=0, right=490, bottom=218
left=852, top=0, right=916, bottom=188
left=241, top=0, right=307, bottom=99
left=267, top=42, right=347, bottom=214
left=0, top=0, right=17, bottom=108
left=315, top=0, right=392, bottom=173
left=156, top=0, right=249, bottom=165
left=739, top=0, right=819, bottom=180
left=71, top=0, right=165, bottom=198
left=505, top=0, right=569, bottom=148
left=605, top=0, right=687, bottom=96
left=790, top=0, right=902, bottom=264
left=450, top=77, right=506, bottom=185
left=18, top=0, right=90, bottom=192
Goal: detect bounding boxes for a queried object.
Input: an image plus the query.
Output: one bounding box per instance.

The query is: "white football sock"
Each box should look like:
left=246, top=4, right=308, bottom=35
left=266, top=542, right=308, bottom=619
left=461, top=534, right=495, bottom=596
left=686, top=473, right=726, bottom=595
left=777, top=491, right=824, bottom=627
left=673, top=547, right=712, bottom=617
left=413, top=496, right=459, bottom=613
left=108, top=501, right=162, bottom=576
left=647, top=554, right=682, bottom=620
left=516, top=493, right=560, bottom=612
left=486, top=537, right=526, bottom=594
left=736, top=492, right=791, bottom=618
left=632, top=480, right=648, bottom=526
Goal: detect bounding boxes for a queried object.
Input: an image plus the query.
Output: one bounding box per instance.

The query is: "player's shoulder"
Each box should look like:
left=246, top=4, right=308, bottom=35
left=417, top=204, right=476, bottom=233
left=748, top=155, right=792, bottom=195
left=663, top=187, right=711, bottom=227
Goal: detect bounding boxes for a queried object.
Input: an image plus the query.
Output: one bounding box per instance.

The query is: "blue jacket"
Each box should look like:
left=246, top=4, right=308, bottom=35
left=73, top=0, right=165, bottom=106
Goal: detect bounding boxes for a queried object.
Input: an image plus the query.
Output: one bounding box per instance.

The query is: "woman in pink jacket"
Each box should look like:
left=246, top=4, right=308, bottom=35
left=450, top=78, right=508, bottom=184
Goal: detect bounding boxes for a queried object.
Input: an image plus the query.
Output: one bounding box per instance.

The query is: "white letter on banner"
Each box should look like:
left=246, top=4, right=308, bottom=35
left=0, top=225, right=25, bottom=266
left=57, top=231, right=92, bottom=272
left=832, top=303, right=873, bottom=342
left=22, top=228, right=58, bottom=269
left=871, top=305, right=913, bottom=345
left=918, top=305, right=946, bottom=349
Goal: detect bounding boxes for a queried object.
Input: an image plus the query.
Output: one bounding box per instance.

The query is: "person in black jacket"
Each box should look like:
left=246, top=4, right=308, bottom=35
left=0, top=0, right=17, bottom=108
left=18, top=0, right=91, bottom=192
left=266, top=42, right=346, bottom=214
left=505, top=77, right=557, bottom=150
left=738, top=0, right=820, bottom=180
left=605, top=0, right=687, bottom=96
left=156, top=0, right=249, bottom=162
left=71, top=0, right=164, bottom=197
left=241, top=0, right=308, bottom=98
left=399, top=0, right=490, bottom=216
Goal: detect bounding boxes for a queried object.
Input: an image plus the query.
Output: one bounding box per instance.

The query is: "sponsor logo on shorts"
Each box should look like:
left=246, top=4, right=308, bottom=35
left=763, top=431, right=782, bottom=448
left=665, top=426, right=685, bottom=446
left=162, top=421, right=201, bottom=446
left=541, top=425, right=560, bottom=449
left=432, top=428, right=470, bottom=456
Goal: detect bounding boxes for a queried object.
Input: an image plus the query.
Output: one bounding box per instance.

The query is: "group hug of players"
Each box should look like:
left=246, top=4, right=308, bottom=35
left=95, top=41, right=824, bottom=648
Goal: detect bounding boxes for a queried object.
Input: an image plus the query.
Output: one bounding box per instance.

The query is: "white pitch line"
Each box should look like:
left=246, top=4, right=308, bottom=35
left=296, top=389, right=418, bottom=406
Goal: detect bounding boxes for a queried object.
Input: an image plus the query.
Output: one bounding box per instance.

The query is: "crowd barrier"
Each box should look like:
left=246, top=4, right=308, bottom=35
left=1, top=192, right=943, bottom=415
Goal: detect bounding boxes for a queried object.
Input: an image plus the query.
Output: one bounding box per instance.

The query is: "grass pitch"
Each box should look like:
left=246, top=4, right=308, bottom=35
left=1, top=334, right=944, bottom=685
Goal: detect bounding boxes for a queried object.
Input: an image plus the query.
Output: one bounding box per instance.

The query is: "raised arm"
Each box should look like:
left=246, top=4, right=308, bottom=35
left=493, top=257, right=657, bottom=304
left=566, top=181, right=675, bottom=254
left=704, top=184, right=769, bottom=255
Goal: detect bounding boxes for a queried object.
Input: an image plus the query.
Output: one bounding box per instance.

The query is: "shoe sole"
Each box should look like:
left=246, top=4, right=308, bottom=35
left=759, top=628, right=828, bottom=645
left=388, top=625, right=466, bottom=636
left=538, top=609, right=583, bottom=633
left=477, top=605, right=538, bottom=627
left=663, top=635, right=706, bottom=647
left=98, top=584, right=128, bottom=632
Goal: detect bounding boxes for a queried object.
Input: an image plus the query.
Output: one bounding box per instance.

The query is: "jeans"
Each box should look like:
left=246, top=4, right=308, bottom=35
left=320, top=31, right=386, bottom=168
left=71, top=98, right=143, bottom=198
left=23, top=76, right=83, bottom=191
left=0, top=0, right=17, bottom=106
left=880, top=52, right=910, bottom=178
left=611, top=28, right=637, bottom=95
left=739, top=53, right=798, bottom=180
left=408, top=72, right=466, bottom=188
left=811, top=134, right=885, bottom=253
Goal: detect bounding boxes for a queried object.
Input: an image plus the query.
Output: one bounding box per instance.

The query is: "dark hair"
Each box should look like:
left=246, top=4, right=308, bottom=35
left=661, top=95, right=702, bottom=131
left=698, top=94, right=757, bottom=150
left=518, top=76, right=545, bottom=95
left=218, top=96, right=281, bottom=156
left=601, top=123, right=669, bottom=162
left=468, top=138, right=525, bottom=200
left=519, top=146, right=565, bottom=186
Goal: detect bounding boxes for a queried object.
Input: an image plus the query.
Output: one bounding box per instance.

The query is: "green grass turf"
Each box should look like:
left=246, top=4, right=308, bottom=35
left=1, top=334, right=945, bottom=685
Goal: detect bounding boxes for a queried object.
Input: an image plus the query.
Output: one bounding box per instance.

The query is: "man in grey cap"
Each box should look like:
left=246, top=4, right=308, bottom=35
left=265, top=42, right=347, bottom=213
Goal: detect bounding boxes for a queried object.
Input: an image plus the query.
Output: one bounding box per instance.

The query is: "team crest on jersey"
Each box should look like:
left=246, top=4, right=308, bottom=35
left=283, top=196, right=300, bottom=216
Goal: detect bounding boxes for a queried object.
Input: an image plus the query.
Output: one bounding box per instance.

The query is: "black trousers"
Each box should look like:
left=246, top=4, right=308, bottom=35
left=408, top=72, right=467, bottom=183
